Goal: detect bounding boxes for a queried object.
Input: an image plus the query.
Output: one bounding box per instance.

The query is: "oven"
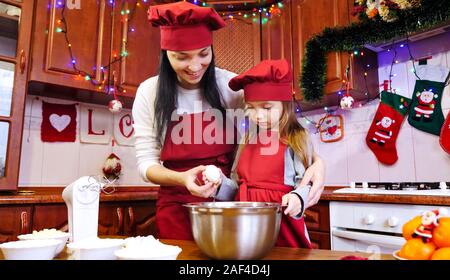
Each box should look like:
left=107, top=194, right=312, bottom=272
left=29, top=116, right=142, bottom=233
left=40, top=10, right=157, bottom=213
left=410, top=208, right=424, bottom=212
left=330, top=201, right=450, bottom=255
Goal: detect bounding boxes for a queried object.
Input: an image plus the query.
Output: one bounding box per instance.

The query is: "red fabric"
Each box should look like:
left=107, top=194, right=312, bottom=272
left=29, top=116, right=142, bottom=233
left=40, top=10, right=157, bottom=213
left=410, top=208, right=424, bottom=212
left=440, top=113, right=450, bottom=154
left=147, top=2, right=225, bottom=51
left=41, top=101, right=77, bottom=142
left=228, top=60, right=293, bottom=101
left=366, top=103, right=405, bottom=165
left=235, top=135, right=312, bottom=249
left=340, top=255, right=368, bottom=260
left=157, top=112, right=236, bottom=240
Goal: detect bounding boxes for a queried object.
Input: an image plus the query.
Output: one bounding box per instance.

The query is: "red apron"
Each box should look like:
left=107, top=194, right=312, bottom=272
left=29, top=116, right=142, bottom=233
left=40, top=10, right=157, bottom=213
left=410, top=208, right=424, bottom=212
left=236, top=135, right=312, bottom=248
left=157, top=111, right=236, bottom=240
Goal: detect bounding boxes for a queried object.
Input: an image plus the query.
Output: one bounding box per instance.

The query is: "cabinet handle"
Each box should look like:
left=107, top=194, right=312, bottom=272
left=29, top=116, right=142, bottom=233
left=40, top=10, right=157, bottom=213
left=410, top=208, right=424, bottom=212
left=19, top=50, right=26, bottom=74
left=128, top=207, right=134, bottom=227
left=116, top=207, right=123, bottom=234
left=20, top=211, right=28, bottom=235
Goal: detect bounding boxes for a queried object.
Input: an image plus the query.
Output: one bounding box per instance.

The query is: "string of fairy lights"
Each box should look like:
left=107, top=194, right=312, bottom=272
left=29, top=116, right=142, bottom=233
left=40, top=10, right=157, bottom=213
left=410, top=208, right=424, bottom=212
left=53, top=0, right=286, bottom=99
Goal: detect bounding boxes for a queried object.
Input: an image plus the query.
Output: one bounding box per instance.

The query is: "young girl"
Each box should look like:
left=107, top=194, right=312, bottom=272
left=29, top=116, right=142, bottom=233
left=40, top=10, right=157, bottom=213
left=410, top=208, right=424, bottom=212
left=207, top=59, right=314, bottom=248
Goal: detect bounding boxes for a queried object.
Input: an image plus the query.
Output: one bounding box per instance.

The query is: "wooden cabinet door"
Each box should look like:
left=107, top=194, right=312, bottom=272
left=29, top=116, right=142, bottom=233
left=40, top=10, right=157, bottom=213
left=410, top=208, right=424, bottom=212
left=304, top=201, right=330, bottom=232
left=29, top=0, right=112, bottom=92
left=32, top=204, right=68, bottom=232
left=0, top=206, right=32, bottom=242
left=98, top=203, right=124, bottom=236
left=308, top=231, right=331, bottom=249
left=0, top=0, right=34, bottom=190
left=292, top=0, right=351, bottom=96
left=123, top=201, right=157, bottom=237
left=111, top=0, right=160, bottom=98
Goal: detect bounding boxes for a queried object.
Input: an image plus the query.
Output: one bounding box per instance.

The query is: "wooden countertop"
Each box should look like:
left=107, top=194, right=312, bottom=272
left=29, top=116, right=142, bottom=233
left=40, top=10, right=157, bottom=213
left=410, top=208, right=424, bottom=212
left=321, top=187, right=450, bottom=206
left=160, top=239, right=395, bottom=260
left=0, top=187, right=159, bottom=205
left=0, top=238, right=394, bottom=260
left=0, top=186, right=449, bottom=206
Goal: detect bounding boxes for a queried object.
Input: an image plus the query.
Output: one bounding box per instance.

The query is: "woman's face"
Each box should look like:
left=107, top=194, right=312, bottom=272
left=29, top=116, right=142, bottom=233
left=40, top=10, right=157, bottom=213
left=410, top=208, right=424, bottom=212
left=246, top=101, right=283, bottom=130
left=166, top=46, right=213, bottom=89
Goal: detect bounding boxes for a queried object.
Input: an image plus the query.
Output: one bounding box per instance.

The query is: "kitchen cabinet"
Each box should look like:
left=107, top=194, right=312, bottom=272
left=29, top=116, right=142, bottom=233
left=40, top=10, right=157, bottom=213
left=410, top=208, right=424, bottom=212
left=262, top=0, right=379, bottom=109
left=0, top=200, right=157, bottom=242
left=0, top=205, right=32, bottom=242
left=0, top=0, right=34, bottom=190
left=304, top=201, right=330, bottom=249
left=28, top=0, right=160, bottom=104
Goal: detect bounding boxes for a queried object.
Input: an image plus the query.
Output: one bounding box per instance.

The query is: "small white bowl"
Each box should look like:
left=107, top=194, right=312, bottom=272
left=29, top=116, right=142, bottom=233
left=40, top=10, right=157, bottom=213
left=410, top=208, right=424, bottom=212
left=67, top=237, right=125, bottom=260
left=18, top=232, right=70, bottom=255
left=0, top=239, right=62, bottom=260
left=114, top=246, right=182, bottom=260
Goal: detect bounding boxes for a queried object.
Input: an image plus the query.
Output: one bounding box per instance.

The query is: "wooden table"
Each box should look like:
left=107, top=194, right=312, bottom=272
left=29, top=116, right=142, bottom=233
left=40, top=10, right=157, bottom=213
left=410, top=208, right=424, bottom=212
left=161, top=239, right=394, bottom=260
left=0, top=238, right=395, bottom=260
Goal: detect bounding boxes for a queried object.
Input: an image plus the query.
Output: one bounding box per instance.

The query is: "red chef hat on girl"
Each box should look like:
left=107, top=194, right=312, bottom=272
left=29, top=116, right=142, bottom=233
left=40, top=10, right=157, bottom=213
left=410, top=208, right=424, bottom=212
left=228, top=59, right=293, bottom=101
left=147, top=2, right=226, bottom=51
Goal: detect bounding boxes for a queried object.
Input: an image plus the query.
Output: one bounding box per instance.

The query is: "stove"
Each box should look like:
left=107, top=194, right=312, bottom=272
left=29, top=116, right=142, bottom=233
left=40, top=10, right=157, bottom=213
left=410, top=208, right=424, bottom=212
left=333, top=182, right=450, bottom=196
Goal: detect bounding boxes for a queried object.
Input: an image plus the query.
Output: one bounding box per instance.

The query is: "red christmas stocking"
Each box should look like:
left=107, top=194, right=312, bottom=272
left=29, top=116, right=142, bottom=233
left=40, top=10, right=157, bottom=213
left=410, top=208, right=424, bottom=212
left=366, top=91, right=411, bottom=165
left=440, top=113, right=450, bottom=154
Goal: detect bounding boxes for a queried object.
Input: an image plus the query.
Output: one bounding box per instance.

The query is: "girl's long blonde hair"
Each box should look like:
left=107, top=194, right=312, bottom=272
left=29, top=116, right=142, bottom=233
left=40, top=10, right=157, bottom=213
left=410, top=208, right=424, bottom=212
left=279, top=101, right=310, bottom=168
left=241, top=101, right=311, bottom=168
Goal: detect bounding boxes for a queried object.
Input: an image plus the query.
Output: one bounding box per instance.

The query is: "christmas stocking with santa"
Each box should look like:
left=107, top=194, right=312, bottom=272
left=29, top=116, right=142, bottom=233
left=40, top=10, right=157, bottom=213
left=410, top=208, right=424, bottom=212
left=366, top=91, right=411, bottom=165
left=407, top=65, right=450, bottom=136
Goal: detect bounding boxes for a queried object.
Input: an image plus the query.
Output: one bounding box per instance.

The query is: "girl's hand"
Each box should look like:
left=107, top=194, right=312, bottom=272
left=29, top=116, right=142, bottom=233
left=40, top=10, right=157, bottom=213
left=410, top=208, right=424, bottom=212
left=281, top=193, right=302, bottom=217
left=182, top=165, right=218, bottom=198
left=299, top=156, right=325, bottom=208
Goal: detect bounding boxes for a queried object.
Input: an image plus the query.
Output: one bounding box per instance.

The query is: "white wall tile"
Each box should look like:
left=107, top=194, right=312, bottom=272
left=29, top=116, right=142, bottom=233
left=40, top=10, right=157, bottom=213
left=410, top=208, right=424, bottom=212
left=41, top=141, right=81, bottom=186
left=18, top=116, right=43, bottom=186
left=347, top=131, right=380, bottom=183
left=78, top=143, right=112, bottom=178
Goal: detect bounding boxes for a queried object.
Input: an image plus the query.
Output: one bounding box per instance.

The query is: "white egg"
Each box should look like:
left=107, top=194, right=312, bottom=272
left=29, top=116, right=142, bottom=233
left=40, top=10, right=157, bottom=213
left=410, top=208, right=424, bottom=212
left=204, top=165, right=221, bottom=183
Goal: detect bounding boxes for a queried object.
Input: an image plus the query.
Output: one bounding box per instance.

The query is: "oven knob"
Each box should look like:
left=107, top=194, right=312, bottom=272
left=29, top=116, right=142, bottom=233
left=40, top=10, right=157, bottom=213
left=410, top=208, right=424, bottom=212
left=363, top=215, right=375, bottom=225
left=388, top=217, right=399, bottom=227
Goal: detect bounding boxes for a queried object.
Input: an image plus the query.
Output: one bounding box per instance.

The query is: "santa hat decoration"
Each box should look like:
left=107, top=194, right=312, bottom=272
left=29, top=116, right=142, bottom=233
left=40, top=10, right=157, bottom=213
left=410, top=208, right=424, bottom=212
left=228, top=59, right=293, bottom=102
left=148, top=1, right=225, bottom=51
left=102, top=153, right=122, bottom=180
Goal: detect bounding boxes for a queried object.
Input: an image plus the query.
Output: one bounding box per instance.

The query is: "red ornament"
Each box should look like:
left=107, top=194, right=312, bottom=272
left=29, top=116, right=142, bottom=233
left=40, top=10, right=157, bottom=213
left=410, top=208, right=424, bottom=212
left=102, top=153, right=121, bottom=180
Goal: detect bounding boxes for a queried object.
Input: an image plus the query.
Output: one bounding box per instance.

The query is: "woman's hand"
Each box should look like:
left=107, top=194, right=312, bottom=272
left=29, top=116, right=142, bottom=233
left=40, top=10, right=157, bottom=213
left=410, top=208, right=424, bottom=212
left=299, top=154, right=325, bottom=208
left=281, top=193, right=302, bottom=217
left=182, top=165, right=218, bottom=198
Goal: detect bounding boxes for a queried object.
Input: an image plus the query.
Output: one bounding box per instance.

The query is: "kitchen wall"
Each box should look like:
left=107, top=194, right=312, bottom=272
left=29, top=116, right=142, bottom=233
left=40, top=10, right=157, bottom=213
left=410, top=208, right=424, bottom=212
left=300, top=34, right=450, bottom=186
left=18, top=96, right=150, bottom=187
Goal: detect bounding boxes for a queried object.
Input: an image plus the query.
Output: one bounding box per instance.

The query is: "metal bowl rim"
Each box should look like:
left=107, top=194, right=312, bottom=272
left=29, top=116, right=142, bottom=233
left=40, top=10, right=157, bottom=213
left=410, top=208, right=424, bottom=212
left=183, top=201, right=281, bottom=209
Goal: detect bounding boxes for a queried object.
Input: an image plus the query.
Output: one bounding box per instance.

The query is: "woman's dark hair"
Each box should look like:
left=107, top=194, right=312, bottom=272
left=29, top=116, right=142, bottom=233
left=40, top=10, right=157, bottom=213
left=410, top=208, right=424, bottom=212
left=154, top=48, right=225, bottom=144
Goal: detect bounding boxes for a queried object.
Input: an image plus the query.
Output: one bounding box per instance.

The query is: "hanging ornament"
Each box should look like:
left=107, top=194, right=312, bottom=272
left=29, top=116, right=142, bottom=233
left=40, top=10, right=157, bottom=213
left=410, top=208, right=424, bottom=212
left=340, top=93, right=355, bottom=109
left=102, top=153, right=122, bottom=180
left=108, top=99, right=123, bottom=113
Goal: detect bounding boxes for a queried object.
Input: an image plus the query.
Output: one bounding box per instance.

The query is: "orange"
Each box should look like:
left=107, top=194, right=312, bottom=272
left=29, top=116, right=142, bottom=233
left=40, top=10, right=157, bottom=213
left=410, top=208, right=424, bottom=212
left=398, top=238, right=436, bottom=260
left=431, top=248, right=450, bottom=260
left=432, top=217, right=450, bottom=248
left=402, top=215, right=422, bottom=240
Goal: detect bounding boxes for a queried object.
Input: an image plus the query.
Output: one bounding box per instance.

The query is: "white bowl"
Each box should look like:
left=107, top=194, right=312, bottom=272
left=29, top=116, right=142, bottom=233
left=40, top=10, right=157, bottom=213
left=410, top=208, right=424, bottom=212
left=67, top=237, right=125, bottom=260
left=114, top=246, right=181, bottom=260
left=18, top=231, right=70, bottom=255
left=0, top=239, right=63, bottom=260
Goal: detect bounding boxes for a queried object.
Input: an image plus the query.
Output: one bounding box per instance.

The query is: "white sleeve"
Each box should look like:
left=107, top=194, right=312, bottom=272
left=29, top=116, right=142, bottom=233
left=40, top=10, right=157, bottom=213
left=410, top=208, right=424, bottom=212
left=215, top=67, right=245, bottom=109
left=132, top=77, right=162, bottom=182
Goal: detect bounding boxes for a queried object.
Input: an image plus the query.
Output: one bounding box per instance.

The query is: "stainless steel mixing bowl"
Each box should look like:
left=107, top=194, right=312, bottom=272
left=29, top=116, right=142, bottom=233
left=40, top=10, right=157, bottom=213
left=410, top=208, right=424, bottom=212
left=184, top=201, right=282, bottom=260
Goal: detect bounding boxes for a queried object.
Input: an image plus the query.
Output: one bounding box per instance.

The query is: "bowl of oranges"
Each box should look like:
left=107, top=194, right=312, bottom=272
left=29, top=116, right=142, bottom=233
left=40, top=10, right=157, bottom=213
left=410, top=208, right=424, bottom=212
left=396, top=208, right=450, bottom=260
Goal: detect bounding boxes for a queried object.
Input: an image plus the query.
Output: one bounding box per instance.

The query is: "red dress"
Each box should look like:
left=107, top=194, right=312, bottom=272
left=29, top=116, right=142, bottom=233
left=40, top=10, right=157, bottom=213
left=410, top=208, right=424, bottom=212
left=157, top=111, right=236, bottom=240
left=235, top=135, right=312, bottom=248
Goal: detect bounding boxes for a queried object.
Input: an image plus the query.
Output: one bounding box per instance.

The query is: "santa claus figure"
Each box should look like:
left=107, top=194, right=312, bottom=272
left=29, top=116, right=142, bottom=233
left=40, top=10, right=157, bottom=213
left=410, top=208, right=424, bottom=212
left=413, top=90, right=437, bottom=122
left=413, top=208, right=448, bottom=242
left=369, top=116, right=395, bottom=146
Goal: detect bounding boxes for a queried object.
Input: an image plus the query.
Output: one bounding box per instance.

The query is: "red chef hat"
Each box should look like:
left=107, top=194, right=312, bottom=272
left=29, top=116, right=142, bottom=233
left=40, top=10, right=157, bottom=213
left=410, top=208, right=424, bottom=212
left=147, top=2, right=226, bottom=51
left=228, top=59, right=293, bottom=101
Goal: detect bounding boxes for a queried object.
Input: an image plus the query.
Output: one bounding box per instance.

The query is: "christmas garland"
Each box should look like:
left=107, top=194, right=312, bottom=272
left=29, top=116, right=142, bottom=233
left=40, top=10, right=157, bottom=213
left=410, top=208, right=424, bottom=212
left=300, top=0, right=450, bottom=103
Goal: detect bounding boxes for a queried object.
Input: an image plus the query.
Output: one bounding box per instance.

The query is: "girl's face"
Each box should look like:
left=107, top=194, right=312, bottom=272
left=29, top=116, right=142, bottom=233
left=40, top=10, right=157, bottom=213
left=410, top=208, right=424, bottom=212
left=167, top=46, right=212, bottom=89
left=246, top=101, right=283, bottom=130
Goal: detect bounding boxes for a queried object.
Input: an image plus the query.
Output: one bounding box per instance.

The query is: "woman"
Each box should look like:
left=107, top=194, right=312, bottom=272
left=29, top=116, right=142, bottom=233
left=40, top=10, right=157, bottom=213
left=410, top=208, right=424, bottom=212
left=132, top=1, right=325, bottom=240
